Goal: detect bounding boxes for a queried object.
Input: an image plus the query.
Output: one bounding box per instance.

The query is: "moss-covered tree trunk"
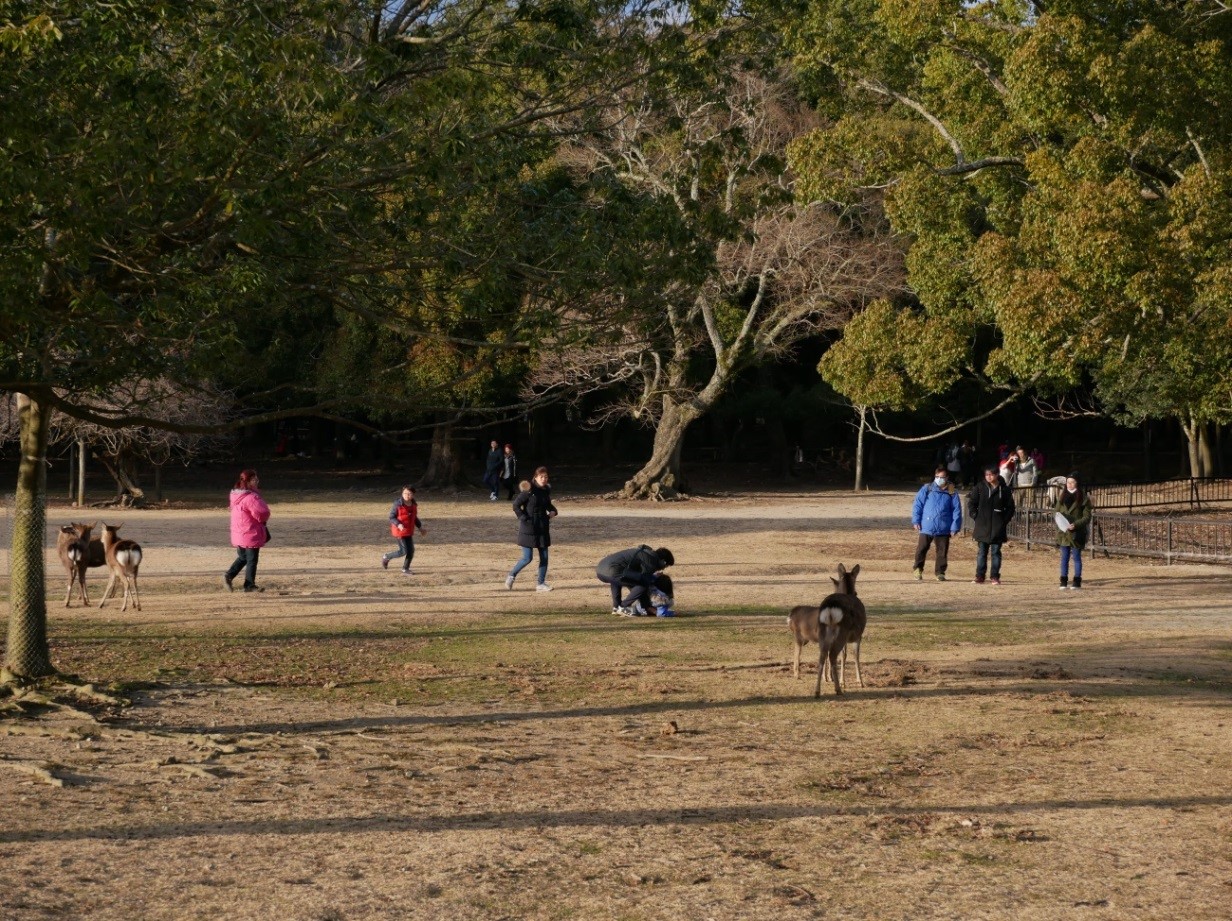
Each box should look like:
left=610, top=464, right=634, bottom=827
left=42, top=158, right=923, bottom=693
left=4, top=392, right=54, bottom=681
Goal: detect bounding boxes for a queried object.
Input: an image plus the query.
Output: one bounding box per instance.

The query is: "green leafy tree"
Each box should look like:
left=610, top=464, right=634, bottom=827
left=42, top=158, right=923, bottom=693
left=0, top=0, right=691, bottom=679
left=785, top=0, right=1232, bottom=474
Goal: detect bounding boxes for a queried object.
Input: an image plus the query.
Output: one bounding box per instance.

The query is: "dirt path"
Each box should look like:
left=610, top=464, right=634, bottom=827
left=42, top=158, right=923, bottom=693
left=2, top=490, right=1230, bottom=919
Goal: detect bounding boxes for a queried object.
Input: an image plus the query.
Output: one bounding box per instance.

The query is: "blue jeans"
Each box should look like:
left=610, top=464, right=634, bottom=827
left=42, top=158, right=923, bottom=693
left=975, top=542, right=1002, bottom=580
left=383, top=537, right=415, bottom=570
left=1060, top=546, right=1083, bottom=580
left=226, top=547, right=260, bottom=589
left=509, top=546, right=548, bottom=584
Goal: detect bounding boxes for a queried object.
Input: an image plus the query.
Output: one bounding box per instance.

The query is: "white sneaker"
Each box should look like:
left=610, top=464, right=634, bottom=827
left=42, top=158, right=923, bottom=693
left=489, top=493, right=498, bottom=501
left=504, top=575, right=515, bottom=590
left=617, top=606, right=635, bottom=617
left=630, top=600, right=648, bottom=616
left=535, top=582, right=553, bottom=592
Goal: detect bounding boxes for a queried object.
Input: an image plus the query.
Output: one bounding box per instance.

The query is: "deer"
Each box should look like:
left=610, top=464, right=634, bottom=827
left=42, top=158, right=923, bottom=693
left=788, top=562, right=867, bottom=698
left=97, top=522, right=143, bottom=612
left=56, top=522, right=97, bottom=607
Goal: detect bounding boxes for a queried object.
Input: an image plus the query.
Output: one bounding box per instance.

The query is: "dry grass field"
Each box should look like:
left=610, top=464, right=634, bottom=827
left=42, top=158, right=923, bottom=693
left=2, top=486, right=1230, bottom=920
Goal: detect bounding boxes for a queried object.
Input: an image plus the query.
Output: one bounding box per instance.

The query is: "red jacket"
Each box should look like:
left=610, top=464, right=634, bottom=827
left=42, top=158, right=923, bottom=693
left=389, top=498, right=422, bottom=537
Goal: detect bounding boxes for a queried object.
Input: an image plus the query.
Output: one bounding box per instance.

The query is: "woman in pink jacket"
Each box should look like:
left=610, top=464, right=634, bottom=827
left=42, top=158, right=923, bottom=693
left=224, top=468, right=271, bottom=593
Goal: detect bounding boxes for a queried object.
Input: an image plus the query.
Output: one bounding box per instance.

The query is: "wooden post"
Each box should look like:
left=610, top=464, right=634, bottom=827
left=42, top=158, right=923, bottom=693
left=76, top=436, right=86, bottom=508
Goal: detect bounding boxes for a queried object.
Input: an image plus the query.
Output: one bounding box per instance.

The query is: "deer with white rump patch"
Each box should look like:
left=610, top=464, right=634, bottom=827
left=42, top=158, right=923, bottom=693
left=788, top=562, right=866, bottom=697
left=98, top=523, right=142, bottom=611
left=56, top=522, right=97, bottom=607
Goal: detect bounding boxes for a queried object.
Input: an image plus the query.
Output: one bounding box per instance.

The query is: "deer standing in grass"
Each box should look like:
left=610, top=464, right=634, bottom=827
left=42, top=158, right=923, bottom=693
left=56, top=522, right=97, bottom=607
left=98, top=523, right=142, bottom=611
left=788, top=563, right=866, bottom=697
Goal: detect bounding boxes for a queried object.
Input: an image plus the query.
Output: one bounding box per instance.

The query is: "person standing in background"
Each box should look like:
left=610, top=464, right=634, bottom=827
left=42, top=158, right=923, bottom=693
left=483, top=439, right=503, bottom=501
left=500, top=443, right=519, bottom=500
left=968, top=465, right=1015, bottom=585
left=911, top=466, right=963, bottom=582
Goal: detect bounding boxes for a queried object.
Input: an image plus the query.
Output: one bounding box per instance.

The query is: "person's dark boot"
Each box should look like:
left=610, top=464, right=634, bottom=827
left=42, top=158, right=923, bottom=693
left=1059, top=577, right=1069, bottom=590
left=1071, top=577, right=1082, bottom=590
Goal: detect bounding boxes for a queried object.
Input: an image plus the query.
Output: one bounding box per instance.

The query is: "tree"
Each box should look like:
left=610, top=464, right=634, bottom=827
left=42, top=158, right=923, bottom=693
left=529, top=67, right=902, bottom=497
left=0, top=0, right=744, bottom=678
left=785, top=1, right=1232, bottom=474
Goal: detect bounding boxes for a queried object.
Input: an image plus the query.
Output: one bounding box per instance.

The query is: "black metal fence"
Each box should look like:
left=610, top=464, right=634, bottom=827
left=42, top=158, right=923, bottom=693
left=1004, top=508, right=1232, bottom=565
left=1016, top=477, right=1232, bottom=512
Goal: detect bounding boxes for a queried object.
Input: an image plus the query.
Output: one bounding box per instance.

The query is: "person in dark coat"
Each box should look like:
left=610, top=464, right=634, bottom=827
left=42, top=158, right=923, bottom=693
left=967, top=465, right=1015, bottom=585
left=596, top=545, right=675, bottom=616
left=483, top=439, right=503, bottom=500
left=506, top=466, right=557, bottom=591
left=1054, top=472, right=1094, bottom=590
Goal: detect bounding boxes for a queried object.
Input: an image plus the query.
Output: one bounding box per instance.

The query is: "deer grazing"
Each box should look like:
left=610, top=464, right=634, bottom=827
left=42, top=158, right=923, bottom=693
left=56, top=522, right=97, bottom=607
left=97, top=523, right=143, bottom=612
left=788, top=562, right=867, bottom=698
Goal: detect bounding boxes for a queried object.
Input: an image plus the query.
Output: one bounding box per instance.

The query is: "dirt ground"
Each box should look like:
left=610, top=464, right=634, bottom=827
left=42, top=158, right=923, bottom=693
left=1, top=486, right=1230, bottom=920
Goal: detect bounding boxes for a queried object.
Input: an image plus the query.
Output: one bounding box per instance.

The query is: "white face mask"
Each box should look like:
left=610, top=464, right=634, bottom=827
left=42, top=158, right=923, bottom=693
left=934, top=476, right=947, bottom=487
left=1066, top=486, right=1077, bottom=494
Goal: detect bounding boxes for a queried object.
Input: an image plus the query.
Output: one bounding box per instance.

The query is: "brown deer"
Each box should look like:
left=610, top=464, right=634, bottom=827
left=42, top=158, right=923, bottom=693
left=788, top=563, right=867, bottom=697
left=97, top=523, right=143, bottom=612
left=56, top=522, right=96, bottom=607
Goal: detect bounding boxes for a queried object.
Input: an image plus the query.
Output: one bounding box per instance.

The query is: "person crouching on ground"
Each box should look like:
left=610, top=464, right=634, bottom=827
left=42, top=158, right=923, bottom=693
left=596, top=545, right=675, bottom=616
left=382, top=485, right=427, bottom=574
left=968, top=465, right=1015, bottom=585
left=912, top=465, right=962, bottom=582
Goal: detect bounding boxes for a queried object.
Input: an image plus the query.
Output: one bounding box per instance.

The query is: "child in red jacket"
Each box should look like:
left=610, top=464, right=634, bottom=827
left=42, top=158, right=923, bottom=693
left=382, top=486, right=427, bottom=574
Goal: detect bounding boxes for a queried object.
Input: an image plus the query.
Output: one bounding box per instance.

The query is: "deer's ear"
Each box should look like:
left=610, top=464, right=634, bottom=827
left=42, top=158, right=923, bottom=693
left=830, top=577, right=840, bottom=590
left=850, top=564, right=860, bottom=578
left=836, top=562, right=847, bottom=575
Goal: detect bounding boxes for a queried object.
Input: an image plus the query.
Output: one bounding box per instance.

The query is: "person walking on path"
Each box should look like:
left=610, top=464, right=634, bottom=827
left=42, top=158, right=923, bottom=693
left=500, top=444, right=519, bottom=500
left=968, top=465, right=1015, bottom=585
left=483, top=439, right=503, bottom=500
left=1055, top=472, right=1094, bottom=590
left=596, top=545, right=675, bottom=616
left=912, top=465, right=962, bottom=581
left=382, top=485, right=427, bottom=574
left=225, top=468, right=271, bottom=593
left=507, top=466, right=557, bottom=591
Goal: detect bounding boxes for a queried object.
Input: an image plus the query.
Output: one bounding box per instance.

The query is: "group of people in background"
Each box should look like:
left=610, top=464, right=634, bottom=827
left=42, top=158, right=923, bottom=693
left=222, top=435, right=1088, bottom=609
left=484, top=440, right=519, bottom=501
left=912, top=451, right=1094, bottom=590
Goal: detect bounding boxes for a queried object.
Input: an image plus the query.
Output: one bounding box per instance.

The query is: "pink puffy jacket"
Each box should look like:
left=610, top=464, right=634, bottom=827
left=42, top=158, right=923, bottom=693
left=230, top=489, right=271, bottom=549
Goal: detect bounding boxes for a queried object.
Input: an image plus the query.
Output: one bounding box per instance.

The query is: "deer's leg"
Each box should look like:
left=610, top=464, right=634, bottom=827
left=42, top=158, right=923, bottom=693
left=98, top=572, right=117, bottom=609
left=814, top=644, right=826, bottom=698
left=80, top=570, right=91, bottom=608
left=852, top=640, right=863, bottom=689
left=129, top=572, right=140, bottom=611
left=64, top=574, right=74, bottom=608
left=792, top=640, right=801, bottom=679
left=830, top=646, right=843, bottom=696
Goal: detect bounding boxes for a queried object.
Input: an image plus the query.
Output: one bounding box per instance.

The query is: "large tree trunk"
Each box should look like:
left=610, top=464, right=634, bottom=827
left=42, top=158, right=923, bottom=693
left=419, top=418, right=465, bottom=489
left=623, top=400, right=700, bottom=498
left=95, top=449, right=146, bottom=507
left=4, top=392, right=54, bottom=681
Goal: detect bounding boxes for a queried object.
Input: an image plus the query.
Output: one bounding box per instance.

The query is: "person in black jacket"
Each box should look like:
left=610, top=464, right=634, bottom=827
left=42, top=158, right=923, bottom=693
left=596, top=545, right=675, bottom=616
left=505, top=467, right=557, bottom=591
left=968, top=465, right=1016, bottom=585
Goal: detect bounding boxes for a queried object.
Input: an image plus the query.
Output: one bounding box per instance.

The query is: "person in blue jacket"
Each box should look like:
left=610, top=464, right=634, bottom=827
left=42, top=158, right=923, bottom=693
left=911, top=465, right=963, bottom=581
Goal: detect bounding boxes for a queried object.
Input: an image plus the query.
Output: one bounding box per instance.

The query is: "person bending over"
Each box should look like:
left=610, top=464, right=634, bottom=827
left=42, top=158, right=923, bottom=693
left=596, top=545, right=674, bottom=616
